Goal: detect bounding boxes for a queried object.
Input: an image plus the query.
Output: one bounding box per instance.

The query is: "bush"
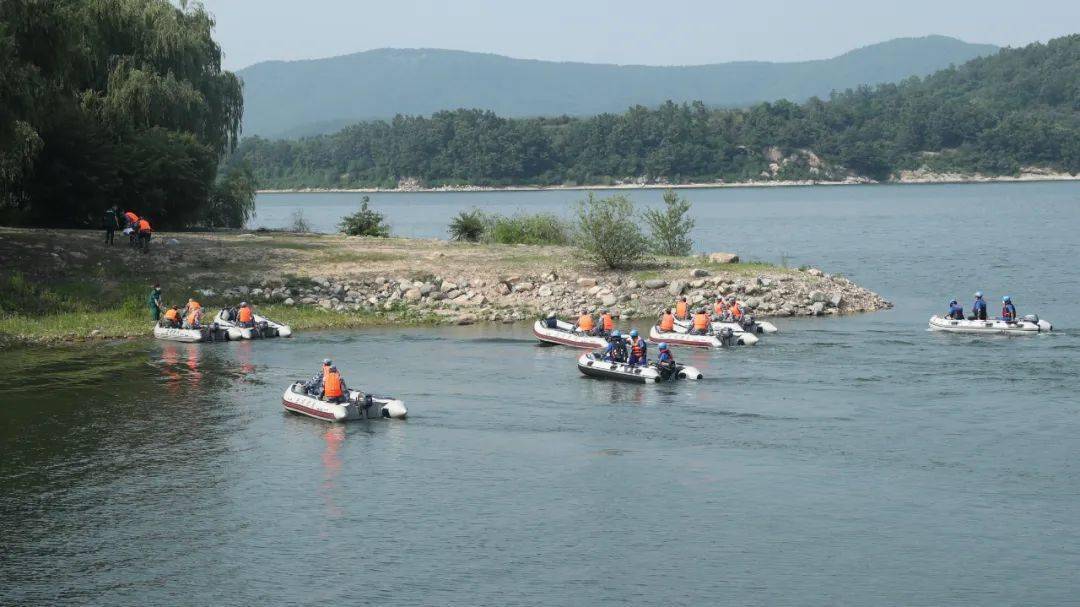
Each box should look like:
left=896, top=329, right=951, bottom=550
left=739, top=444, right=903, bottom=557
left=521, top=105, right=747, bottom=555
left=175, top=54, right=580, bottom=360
left=449, top=208, right=487, bottom=242
left=643, top=189, right=695, bottom=256
left=338, top=195, right=390, bottom=237
left=484, top=212, right=570, bottom=245
left=289, top=209, right=311, bottom=233
left=205, top=163, right=257, bottom=228
left=575, top=193, right=647, bottom=269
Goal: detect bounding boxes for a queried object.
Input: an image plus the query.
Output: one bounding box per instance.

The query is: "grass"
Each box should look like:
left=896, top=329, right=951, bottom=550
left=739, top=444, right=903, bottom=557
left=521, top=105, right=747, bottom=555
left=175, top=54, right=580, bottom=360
left=319, top=250, right=405, bottom=264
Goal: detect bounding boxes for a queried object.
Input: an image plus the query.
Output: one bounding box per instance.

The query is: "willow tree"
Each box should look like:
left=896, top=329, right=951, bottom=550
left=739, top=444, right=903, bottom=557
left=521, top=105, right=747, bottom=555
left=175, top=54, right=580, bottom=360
left=0, top=0, right=247, bottom=228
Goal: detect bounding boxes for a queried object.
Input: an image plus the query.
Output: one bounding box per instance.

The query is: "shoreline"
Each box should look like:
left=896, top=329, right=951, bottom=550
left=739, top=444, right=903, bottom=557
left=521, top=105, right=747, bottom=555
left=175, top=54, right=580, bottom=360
left=256, top=171, right=1080, bottom=195
left=0, top=229, right=890, bottom=346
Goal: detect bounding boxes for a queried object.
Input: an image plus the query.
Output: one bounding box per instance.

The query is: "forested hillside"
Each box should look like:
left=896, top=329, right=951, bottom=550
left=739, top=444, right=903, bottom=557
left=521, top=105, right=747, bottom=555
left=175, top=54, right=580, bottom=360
left=0, top=0, right=252, bottom=228
left=230, top=35, right=1080, bottom=189
left=239, top=36, right=997, bottom=138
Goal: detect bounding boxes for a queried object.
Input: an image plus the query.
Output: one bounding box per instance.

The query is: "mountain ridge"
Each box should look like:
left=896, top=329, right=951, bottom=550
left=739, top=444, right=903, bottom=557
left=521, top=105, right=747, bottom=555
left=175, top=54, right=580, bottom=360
left=238, top=35, right=999, bottom=138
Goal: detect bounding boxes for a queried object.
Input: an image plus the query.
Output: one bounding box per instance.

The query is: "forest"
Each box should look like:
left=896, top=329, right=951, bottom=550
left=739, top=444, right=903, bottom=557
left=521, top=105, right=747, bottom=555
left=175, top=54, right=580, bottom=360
left=0, top=0, right=252, bottom=228
left=231, top=35, right=1080, bottom=189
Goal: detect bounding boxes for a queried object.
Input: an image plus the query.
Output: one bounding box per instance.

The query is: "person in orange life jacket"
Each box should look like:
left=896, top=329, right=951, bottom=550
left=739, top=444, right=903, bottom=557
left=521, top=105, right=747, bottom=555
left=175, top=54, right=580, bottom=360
left=659, top=308, right=675, bottom=332
left=674, top=296, right=689, bottom=320
left=576, top=309, right=597, bottom=334
left=627, top=329, right=648, bottom=366
left=136, top=217, right=152, bottom=252
left=237, top=302, right=255, bottom=327
left=728, top=296, right=743, bottom=320
left=182, top=298, right=202, bottom=329
left=322, top=365, right=348, bottom=403
left=1001, top=296, right=1017, bottom=321
left=599, top=309, right=615, bottom=335
left=946, top=299, right=964, bottom=320
left=713, top=297, right=726, bottom=318
left=123, top=211, right=139, bottom=246
left=162, top=306, right=181, bottom=328
left=602, top=330, right=628, bottom=363
left=691, top=309, right=711, bottom=335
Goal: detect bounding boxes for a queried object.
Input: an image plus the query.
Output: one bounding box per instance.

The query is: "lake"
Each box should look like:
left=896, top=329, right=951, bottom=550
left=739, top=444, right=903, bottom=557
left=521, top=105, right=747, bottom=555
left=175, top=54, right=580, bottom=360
left=3, top=182, right=1079, bottom=605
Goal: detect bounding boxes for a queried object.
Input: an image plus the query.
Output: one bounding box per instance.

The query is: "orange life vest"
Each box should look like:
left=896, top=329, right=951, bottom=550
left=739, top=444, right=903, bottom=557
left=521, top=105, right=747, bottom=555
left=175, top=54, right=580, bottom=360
left=730, top=302, right=742, bottom=319
left=186, top=309, right=200, bottom=327
left=660, top=313, right=675, bottom=331
left=631, top=337, right=645, bottom=358
left=189, top=300, right=201, bottom=311
left=693, top=312, right=710, bottom=330
left=137, top=218, right=151, bottom=233
left=323, top=370, right=343, bottom=398
left=164, top=308, right=179, bottom=321
left=124, top=211, right=138, bottom=225
left=238, top=306, right=253, bottom=323
left=578, top=314, right=595, bottom=331
left=713, top=301, right=725, bottom=316
left=601, top=313, right=614, bottom=331
left=675, top=301, right=688, bottom=319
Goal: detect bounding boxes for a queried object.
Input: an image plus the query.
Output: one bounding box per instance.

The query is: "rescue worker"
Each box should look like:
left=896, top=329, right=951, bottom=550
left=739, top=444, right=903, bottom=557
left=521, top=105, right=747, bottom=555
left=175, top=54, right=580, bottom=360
left=544, top=311, right=558, bottom=329
left=603, top=330, right=628, bottom=363
left=627, top=329, right=647, bottom=367
left=137, top=217, right=152, bottom=253
left=183, top=298, right=202, bottom=329
left=576, top=309, right=596, bottom=334
left=103, top=206, right=119, bottom=245
left=306, top=358, right=333, bottom=394
left=713, top=297, right=726, bottom=318
left=322, top=365, right=348, bottom=403
left=691, top=308, right=711, bottom=335
left=946, top=299, right=964, bottom=320
left=237, top=302, right=255, bottom=328
left=656, top=343, right=677, bottom=379
left=123, top=210, right=139, bottom=247
left=147, top=283, right=163, bottom=321
left=1001, top=296, right=1017, bottom=321
left=729, top=296, right=743, bottom=321
left=599, top=309, right=615, bottom=336
left=970, top=291, right=987, bottom=320
left=674, top=296, right=689, bottom=320
left=659, top=308, right=676, bottom=332
left=162, top=305, right=181, bottom=328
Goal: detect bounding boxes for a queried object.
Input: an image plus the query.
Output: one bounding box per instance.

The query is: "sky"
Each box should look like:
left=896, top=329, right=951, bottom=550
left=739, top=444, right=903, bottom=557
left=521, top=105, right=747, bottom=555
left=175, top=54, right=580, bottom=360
left=193, top=0, right=1080, bottom=70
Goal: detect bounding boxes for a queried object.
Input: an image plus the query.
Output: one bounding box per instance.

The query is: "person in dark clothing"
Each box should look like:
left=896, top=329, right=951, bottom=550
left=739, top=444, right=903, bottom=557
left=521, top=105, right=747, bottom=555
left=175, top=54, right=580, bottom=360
left=147, top=284, right=163, bottom=321
left=544, top=311, right=558, bottom=329
left=103, top=206, right=119, bottom=245
left=946, top=300, right=964, bottom=320
left=602, top=330, right=628, bottom=363
left=1001, top=296, right=1017, bottom=321
left=970, top=292, right=988, bottom=320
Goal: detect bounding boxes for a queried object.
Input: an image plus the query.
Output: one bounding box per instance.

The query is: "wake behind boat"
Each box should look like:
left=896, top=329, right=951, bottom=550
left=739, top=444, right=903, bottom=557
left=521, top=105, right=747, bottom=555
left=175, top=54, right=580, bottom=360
left=282, top=382, right=407, bottom=421
left=576, top=352, right=702, bottom=384
left=532, top=319, right=608, bottom=349
left=928, top=314, right=1052, bottom=335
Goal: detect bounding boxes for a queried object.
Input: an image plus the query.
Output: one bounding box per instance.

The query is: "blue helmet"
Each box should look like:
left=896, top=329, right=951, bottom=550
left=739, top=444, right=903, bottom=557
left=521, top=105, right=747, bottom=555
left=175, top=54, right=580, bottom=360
left=974, top=291, right=983, bottom=299
left=1003, top=295, right=1011, bottom=303
left=611, top=330, right=621, bottom=338
left=629, top=329, right=638, bottom=338
left=949, top=300, right=957, bottom=306
left=658, top=342, right=669, bottom=350
left=322, top=358, right=332, bottom=365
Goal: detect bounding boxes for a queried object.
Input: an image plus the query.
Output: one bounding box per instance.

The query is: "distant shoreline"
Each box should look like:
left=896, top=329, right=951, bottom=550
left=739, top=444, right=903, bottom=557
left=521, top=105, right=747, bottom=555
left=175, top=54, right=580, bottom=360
left=256, top=172, right=1080, bottom=194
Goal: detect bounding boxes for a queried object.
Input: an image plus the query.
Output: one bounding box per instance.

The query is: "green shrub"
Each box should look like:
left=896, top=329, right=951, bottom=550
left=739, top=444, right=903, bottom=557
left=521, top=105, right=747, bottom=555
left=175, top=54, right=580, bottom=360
left=575, top=193, right=647, bottom=269
left=289, top=209, right=311, bottom=233
left=339, top=195, right=390, bottom=237
left=643, top=189, right=695, bottom=256
left=483, top=212, right=570, bottom=245
left=449, top=208, right=487, bottom=242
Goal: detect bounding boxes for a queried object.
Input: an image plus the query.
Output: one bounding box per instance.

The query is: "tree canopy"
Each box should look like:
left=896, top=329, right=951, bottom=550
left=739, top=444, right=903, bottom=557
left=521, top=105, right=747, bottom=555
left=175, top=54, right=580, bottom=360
left=0, top=0, right=245, bottom=228
left=229, top=35, right=1080, bottom=189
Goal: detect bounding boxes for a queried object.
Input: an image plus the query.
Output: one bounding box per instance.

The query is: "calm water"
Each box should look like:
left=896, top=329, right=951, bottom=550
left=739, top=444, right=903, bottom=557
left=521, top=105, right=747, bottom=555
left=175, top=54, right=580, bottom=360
left=3, top=182, right=1080, bottom=605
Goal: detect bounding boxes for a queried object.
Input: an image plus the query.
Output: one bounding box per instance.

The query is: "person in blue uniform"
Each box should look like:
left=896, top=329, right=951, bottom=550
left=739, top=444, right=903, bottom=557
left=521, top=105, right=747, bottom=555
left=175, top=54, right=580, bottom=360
left=626, top=329, right=647, bottom=366
left=602, top=330, right=628, bottom=363
left=1001, top=296, right=1017, bottom=321
left=946, top=299, right=964, bottom=320
left=970, top=291, right=988, bottom=320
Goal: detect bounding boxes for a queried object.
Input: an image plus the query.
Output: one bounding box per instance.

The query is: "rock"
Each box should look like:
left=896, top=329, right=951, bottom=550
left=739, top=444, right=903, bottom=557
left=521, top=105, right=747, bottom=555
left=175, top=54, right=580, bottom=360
left=601, top=294, right=619, bottom=307
left=667, top=280, right=688, bottom=296
left=690, top=268, right=710, bottom=278
left=811, top=302, right=826, bottom=316
left=576, top=277, right=597, bottom=287
left=512, top=282, right=534, bottom=293
left=689, top=279, right=706, bottom=288
left=198, top=289, right=215, bottom=297
left=807, top=268, right=824, bottom=277
left=642, top=279, right=668, bottom=289
left=809, top=291, right=826, bottom=303
left=537, top=285, right=553, bottom=297
left=829, top=294, right=843, bottom=308
left=318, top=299, right=334, bottom=309
left=495, top=283, right=511, bottom=296
left=89, top=329, right=101, bottom=337
left=404, top=288, right=422, bottom=301
left=237, top=285, right=250, bottom=295
left=283, top=297, right=295, bottom=306
left=165, top=238, right=180, bottom=246
left=69, top=251, right=87, bottom=260
left=418, top=283, right=435, bottom=296
left=708, top=252, right=739, bottom=264
left=456, top=314, right=477, bottom=325
left=626, top=280, right=639, bottom=290
left=587, top=285, right=603, bottom=296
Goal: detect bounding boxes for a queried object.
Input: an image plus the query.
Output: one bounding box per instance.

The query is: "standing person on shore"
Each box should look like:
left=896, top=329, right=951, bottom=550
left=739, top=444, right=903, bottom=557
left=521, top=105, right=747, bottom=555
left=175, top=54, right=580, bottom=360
left=137, top=217, right=152, bottom=253
left=102, top=206, right=119, bottom=245
left=147, top=284, right=163, bottom=321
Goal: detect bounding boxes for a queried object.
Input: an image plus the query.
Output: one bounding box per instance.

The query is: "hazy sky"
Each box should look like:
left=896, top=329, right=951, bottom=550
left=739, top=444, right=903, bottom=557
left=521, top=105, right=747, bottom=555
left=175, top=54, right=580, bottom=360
left=195, top=0, right=1080, bottom=70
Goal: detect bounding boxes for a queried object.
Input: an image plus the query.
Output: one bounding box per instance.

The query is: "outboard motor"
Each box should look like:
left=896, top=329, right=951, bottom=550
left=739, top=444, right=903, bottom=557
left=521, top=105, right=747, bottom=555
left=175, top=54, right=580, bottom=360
left=1022, top=314, right=1039, bottom=324
left=719, top=327, right=736, bottom=347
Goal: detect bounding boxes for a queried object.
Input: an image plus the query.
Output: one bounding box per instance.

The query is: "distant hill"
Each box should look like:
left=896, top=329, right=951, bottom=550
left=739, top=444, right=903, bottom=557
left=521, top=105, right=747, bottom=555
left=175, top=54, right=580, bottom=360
left=238, top=36, right=999, bottom=138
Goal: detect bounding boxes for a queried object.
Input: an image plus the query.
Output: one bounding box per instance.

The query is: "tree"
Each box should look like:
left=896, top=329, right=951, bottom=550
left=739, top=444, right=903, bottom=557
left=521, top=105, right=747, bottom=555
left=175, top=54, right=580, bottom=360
left=643, top=189, right=695, bottom=256
left=575, top=193, right=647, bottom=269
left=205, top=162, right=257, bottom=228
left=339, top=195, right=390, bottom=237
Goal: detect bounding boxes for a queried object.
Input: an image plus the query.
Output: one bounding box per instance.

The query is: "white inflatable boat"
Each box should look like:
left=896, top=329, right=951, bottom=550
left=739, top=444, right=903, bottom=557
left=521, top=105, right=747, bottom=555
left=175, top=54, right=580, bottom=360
left=215, top=308, right=293, bottom=339
left=532, top=319, right=608, bottom=349
left=576, top=352, right=702, bottom=384
left=153, top=323, right=239, bottom=343
left=282, top=382, right=407, bottom=421
left=675, top=317, right=778, bottom=336
left=650, top=324, right=758, bottom=347
left=928, top=314, right=1053, bottom=335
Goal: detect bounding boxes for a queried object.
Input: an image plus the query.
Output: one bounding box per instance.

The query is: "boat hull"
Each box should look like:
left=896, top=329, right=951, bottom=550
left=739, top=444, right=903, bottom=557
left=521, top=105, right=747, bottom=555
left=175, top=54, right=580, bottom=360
left=928, top=315, right=1052, bottom=335
left=649, top=325, right=757, bottom=347
left=215, top=309, right=293, bottom=339
left=282, top=383, right=407, bottom=421
left=533, top=320, right=608, bottom=349
left=576, top=353, right=702, bottom=383
left=153, top=324, right=235, bottom=343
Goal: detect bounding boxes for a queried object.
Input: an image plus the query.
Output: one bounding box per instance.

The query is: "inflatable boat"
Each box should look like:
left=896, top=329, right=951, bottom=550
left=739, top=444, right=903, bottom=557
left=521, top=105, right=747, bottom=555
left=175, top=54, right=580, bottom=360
left=215, top=308, right=293, bottom=339
left=533, top=319, right=608, bottom=349
left=650, top=324, right=758, bottom=347
left=928, top=314, right=1053, bottom=335
left=153, top=323, right=239, bottom=343
left=576, top=352, right=702, bottom=384
left=282, top=382, right=407, bottom=421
